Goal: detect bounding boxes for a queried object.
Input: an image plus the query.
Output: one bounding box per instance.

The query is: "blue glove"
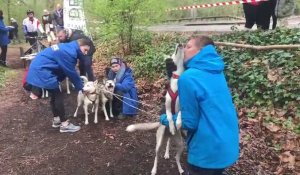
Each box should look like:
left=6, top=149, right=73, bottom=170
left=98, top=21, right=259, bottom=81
left=160, top=113, right=178, bottom=127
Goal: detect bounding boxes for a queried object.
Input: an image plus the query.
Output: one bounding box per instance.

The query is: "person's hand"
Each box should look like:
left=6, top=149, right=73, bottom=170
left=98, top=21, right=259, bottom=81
left=160, top=113, right=178, bottom=127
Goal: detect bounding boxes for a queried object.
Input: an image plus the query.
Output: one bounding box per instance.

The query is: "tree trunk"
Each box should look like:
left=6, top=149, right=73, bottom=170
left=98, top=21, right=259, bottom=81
left=7, top=0, right=11, bottom=24
left=48, top=0, right=55, bottom=10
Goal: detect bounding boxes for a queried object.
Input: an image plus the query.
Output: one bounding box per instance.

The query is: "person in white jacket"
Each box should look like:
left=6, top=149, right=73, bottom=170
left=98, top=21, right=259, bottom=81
left=23, top=9, right=45, bottom=49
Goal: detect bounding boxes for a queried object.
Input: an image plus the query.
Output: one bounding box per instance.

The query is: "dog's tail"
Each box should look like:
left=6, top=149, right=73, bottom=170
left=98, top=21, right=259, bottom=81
left=126, top=122, right=161, bottom=132
left=80, top=76, right=88, bottom=84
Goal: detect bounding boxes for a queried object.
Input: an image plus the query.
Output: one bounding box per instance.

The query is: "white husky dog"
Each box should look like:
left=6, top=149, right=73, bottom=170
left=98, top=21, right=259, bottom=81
left=126, top=44, right=185, bottom=175
left=99, top=79, right=115, bottom=121
left=73, top=76, right=100, bottom=125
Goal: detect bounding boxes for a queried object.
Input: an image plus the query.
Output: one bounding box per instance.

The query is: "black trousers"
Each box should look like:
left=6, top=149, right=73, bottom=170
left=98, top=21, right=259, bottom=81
left=243, top=0, right=277, bottom=30
left=0, top=45, right=8, bottom=63
left=186, top=164, right=225, bottom=175
left=79, top=55, right=95, bottom=81
left=49, top=89, right=67, bottom=122
left=24, top=83, right=67, bottom=122
left=243, top=3, right=258, bottom=29
left=27, top=32, right=38, bottom=46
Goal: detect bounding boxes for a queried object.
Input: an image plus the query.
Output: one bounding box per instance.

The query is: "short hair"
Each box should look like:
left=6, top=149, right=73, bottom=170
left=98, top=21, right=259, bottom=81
left=57, top=28, right=66, bottom=34
left=0, top=10, right=3, bottom=17
left=77, top=38, right=90, bottom=46
left=189, top=35, right=214, bottom=49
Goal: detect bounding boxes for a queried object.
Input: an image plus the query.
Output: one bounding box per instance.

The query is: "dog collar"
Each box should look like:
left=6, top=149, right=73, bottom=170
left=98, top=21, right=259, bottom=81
left=172, top=73, right=179, bottom=79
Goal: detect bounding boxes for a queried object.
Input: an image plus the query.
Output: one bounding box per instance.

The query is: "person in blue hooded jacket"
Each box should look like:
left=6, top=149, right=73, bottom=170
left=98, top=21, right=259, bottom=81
left=0, top=10, right=12, bottom=67
left=160, top=36, right=239, bottom=175
left=107, top=58, right=138, bottom=119
left=25, top=39, right=90, bottom=133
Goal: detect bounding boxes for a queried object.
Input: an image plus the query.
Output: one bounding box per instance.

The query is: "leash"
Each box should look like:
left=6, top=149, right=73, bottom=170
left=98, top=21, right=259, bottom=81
left=100, top=88, right=156, bottom=108
left=113, top=95, right=157, bottom=116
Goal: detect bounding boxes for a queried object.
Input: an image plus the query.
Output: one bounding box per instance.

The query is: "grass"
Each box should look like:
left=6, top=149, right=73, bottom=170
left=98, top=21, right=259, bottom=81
left=0, top=67, right=15, bottom=88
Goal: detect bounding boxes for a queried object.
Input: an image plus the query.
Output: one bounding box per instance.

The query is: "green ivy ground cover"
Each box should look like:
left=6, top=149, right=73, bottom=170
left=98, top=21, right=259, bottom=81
left=128, top=28, right=300, bottom=133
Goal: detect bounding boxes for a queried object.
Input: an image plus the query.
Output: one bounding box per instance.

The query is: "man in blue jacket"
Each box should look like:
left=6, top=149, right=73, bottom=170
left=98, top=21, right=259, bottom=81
left=0, top=10, right=12, bottom=67
left=25, top=39, right=90, bottom=133
left=160, top=36, right=239, bottom=175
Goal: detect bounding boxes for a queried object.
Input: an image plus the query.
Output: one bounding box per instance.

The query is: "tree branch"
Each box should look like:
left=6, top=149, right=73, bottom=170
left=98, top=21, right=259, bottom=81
left=215, top=42, right=300, bottom=50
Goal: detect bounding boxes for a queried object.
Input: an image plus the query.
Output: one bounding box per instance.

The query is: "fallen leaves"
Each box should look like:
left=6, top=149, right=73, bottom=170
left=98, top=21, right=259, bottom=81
left=265, top=122, right=281, bottom=132
left=279, top=151, right=296, bottom=169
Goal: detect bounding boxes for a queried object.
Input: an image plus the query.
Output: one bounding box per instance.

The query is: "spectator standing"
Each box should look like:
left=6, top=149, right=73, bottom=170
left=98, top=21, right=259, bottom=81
left=10, top=18, right=21, bottom=43
left=0, top=10, right=12, bottom=67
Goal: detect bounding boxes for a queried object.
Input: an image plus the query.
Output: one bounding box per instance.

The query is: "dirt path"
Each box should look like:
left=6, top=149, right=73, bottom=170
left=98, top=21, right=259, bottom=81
left=0, top=46, right=185, bottom=175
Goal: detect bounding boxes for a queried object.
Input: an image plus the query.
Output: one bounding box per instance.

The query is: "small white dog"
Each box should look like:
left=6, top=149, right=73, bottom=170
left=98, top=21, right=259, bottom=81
left=100, top=79, right=115, bottom=121
left=126, top=44, right=185, bottom=175
left=73, top=76, right=100, bottom=125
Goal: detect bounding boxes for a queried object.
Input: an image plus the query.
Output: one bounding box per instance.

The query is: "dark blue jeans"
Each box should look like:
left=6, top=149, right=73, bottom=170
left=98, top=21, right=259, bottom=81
left=79, top=55, right=94, bottom=81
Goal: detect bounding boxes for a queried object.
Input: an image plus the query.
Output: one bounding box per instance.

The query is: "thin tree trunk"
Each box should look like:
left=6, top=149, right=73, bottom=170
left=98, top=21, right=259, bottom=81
left=215, top=42, right=300, bottom=50
left=7, top=0, right=11, bottom=24
left=48, top=0, right=55, bottom=10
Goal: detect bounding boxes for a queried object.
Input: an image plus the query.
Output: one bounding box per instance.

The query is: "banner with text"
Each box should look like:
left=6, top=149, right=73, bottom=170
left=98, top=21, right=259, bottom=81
left=63, top=0, right=88, bottom=33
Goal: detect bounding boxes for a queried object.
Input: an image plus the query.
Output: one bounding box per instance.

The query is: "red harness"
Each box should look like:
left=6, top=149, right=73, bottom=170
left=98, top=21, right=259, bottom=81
left=167, top=73, right=179, bottom=115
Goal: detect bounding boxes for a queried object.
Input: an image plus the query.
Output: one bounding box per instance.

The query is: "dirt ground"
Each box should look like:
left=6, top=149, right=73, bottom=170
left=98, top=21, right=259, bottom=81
left=1, top=45, right=298, bottom=175
left=0, top=45, right=188, bottom=175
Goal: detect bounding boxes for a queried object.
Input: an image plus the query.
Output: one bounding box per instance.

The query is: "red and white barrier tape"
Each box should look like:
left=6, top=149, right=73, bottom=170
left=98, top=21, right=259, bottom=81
left=166, top=0, right=268, bottom=12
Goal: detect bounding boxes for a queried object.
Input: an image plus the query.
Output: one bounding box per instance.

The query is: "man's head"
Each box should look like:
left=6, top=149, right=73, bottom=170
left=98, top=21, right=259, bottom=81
left=77, top=38, right=90, bottom=55
left=56, top=4, right=62, bottom=10
left=110, top=58, right=122, bottom=73
left=0, top=10, right=3, bottom=17
left=57, top=29, right=70, bottom=42
left=184, top=35, right=214, bottom=63
left=43, top=9, right=49, bottom=15
left=27, top=9, right=34, bottom=18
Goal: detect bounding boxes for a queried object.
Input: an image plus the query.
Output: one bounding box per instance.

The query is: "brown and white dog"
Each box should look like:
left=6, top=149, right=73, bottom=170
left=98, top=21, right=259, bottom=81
left=126, top=44, right=185, bottom=175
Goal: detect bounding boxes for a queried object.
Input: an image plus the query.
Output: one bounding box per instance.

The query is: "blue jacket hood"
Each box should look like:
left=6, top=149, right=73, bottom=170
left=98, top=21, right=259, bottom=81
left=185, top=45, right=224, bottom=73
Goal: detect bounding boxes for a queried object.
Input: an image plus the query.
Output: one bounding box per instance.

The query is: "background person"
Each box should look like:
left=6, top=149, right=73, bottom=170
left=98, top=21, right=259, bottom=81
left=42, top=9, right=56, bottom=45
left=22, top=10, right=45, bottom=48
left=10, top=18, right=21, bottom=43
left=0, top=10, right=12, bottom=67
left=53, top=4, right=64, bottom=30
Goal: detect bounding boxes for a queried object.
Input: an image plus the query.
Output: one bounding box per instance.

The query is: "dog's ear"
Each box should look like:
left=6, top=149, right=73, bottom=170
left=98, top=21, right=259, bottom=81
left=94, top=80, right=98, bottom=85
left=80, top=76, right=88, bottom=84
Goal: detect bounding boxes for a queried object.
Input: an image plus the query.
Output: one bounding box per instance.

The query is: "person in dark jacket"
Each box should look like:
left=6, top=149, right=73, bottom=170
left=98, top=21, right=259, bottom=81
left=160, top=36, right=239, bottom=175
left=10, top=18, right=21, bottom=43
left=25, top=39, right=91, bottom=133
left=107, top=58, right=138, bottom=119
left=42, top=9, right=56, bottom=44
left=57, top=28, right=96, bottom=81
left=0, top=10, right=12, bottom=67
left=53, top=4, right=64, bottom=30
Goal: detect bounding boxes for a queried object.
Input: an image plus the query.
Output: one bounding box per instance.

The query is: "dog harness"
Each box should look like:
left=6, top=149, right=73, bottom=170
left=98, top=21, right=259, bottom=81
left=167, top=73, right=179, bottom=115
left=86, top=90, right=98, bottom=104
